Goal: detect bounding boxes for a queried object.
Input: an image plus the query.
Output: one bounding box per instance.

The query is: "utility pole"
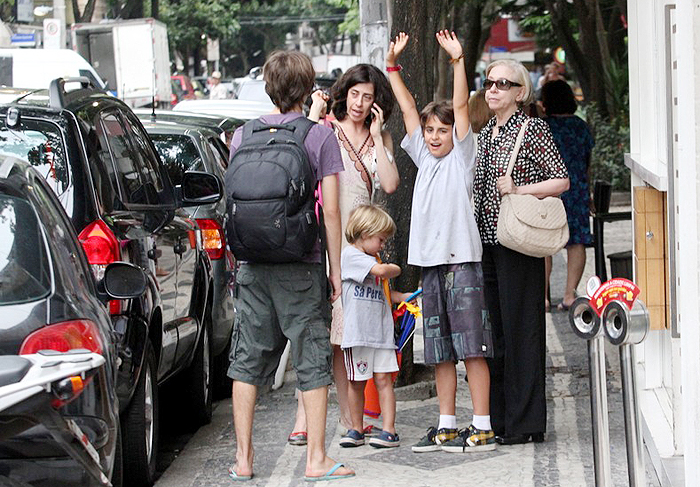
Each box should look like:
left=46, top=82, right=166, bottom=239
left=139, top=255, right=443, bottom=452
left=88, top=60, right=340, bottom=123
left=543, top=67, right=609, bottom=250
left=360, top=0, right=391, bottom=68
left=53, top=0, right=66, bottom=47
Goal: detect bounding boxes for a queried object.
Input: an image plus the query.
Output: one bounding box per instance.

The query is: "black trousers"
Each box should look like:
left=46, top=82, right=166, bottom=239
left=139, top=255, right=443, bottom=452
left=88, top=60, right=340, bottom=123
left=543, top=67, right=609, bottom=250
left=482, top=244, right=546, bottom=437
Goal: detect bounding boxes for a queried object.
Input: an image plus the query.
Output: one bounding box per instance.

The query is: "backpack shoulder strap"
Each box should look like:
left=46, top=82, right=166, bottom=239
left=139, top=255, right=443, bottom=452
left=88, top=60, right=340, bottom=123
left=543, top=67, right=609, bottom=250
left=240, top=118, right=262, bottom=144
left=288, top=116, right=315, bottom=145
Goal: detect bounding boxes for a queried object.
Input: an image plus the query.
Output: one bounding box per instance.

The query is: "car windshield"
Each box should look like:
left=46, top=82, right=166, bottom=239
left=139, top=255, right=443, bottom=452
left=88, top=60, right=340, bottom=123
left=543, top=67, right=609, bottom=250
left=236, top=81, right=272, bottom=103
left=0, top=194, right=51, bottom=304
left=0, top=120, right=69, bottom=196
left=150, top=134, right=204, bottom=186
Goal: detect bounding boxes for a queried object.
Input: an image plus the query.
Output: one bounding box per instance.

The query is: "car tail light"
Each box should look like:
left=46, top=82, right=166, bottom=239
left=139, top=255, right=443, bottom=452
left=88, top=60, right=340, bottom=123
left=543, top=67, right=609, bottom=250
left=196, top=218, right=225, bottom=260
left=20, top=320, right=104, bottom=355
left=78, top=220, right=121, bottom=314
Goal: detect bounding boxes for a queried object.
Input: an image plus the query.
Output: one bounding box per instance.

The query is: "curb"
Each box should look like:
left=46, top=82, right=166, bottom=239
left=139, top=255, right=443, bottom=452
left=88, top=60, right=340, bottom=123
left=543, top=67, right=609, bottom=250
left=394, top=380, right=437, bottom=402
left=327, top=378, right=437, bottom=405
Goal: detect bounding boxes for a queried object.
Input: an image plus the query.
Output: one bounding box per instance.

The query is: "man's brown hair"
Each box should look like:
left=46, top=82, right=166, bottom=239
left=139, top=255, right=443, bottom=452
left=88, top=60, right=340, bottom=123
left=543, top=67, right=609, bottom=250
left=263, top=50, right=315, bottom=113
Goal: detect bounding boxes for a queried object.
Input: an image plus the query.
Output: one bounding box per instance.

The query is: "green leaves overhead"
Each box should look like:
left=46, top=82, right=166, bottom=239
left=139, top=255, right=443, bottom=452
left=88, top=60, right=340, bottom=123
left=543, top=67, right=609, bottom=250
left=159, top=0, right=352, bottom=76
left=160, top=0, right=239, bottom=50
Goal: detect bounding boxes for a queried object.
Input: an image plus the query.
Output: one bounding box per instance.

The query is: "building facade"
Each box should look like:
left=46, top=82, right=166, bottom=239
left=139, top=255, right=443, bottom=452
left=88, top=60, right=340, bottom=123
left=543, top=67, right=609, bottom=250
left=627, top=1, right=700, bottom=484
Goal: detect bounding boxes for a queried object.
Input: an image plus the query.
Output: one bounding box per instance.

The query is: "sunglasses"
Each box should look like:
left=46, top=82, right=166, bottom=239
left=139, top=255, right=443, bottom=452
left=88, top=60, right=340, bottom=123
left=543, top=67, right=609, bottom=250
left=484, top=78, right=523, bottom=91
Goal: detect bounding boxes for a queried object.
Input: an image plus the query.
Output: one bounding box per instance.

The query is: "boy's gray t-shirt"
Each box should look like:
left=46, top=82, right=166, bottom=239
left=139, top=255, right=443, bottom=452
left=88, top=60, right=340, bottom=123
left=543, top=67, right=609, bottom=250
left=401, top=125, right=482, bottom=267
left=340, top=246, right=396, bottom=350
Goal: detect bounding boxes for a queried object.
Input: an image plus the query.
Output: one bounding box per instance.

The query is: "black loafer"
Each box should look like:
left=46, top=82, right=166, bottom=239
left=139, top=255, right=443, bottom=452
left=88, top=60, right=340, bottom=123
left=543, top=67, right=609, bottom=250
left=495, top=432, right=545, bottom=445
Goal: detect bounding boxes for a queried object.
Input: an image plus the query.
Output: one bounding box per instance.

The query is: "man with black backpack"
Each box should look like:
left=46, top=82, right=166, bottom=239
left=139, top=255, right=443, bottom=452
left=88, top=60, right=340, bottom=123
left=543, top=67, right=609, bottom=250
left=225, top=50, right=355, bottom=482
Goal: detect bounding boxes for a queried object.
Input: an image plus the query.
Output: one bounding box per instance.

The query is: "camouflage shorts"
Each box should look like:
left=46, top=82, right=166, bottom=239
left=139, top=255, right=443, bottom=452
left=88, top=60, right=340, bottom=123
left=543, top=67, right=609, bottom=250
left=421, top=262, right=493, bottom=364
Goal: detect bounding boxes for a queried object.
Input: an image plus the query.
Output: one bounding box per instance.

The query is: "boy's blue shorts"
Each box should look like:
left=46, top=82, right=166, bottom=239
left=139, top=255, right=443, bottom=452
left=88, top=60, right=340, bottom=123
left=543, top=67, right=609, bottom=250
left=421, top=262, right=493, bottom=364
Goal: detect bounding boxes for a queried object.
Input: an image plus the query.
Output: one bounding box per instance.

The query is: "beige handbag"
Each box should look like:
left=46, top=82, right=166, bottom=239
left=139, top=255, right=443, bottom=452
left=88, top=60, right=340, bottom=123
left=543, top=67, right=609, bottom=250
left=496, top=120, right=569, bottom=258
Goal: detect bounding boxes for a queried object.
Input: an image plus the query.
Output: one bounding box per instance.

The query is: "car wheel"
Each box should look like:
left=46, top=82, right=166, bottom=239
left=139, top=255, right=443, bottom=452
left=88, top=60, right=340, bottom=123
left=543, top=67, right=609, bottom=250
left=213, top=340, right=233, bottom=400
left=122, top=341, right=159, bottom=487
left=184, top=317, right=213, bottom=427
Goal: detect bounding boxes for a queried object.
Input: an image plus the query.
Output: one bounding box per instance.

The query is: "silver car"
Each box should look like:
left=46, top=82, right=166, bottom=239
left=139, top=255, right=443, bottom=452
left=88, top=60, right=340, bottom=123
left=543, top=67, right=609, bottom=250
left=140, top=118, right=235, bottom=395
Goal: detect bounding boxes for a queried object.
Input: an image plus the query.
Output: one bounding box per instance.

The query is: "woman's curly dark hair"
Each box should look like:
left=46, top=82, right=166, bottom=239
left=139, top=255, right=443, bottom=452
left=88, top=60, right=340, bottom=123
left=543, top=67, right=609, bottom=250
left=541, top=79, right=578, bottom=116
left=330, top=64, right=394, bottom=127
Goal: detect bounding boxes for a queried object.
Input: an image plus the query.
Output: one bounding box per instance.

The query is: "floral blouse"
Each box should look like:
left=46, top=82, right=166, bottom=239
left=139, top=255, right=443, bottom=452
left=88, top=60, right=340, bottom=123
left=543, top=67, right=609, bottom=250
left=474, top=109, right=568, bottom=245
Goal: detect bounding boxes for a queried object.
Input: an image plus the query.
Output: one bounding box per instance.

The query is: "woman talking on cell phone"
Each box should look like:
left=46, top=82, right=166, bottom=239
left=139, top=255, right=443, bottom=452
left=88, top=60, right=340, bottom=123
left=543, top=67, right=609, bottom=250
left=287, top=64, right=399, bottom=446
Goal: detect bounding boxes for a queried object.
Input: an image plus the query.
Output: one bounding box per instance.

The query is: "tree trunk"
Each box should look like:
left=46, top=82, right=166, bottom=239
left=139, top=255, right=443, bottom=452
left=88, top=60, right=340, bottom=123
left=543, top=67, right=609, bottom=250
left=71, top=0, right=96, bottom=23
left=193, top=47, right=201, bottom=76
left=462, top=0, right=486, bottom=92
left=434, top=2, right=453, bottom=100
left=120, top=0, right=144, bottom=19
left=383, top=0, right=445, bottom=384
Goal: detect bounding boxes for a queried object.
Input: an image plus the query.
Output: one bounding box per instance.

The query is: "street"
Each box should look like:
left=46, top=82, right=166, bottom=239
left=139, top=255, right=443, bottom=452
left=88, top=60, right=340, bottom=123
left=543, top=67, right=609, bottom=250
left=153, top=207, right=661, bottom=487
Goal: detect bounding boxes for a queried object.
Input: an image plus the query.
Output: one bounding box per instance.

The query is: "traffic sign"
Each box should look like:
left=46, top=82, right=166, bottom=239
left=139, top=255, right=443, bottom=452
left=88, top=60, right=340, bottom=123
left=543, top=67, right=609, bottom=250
left=11, top=33, right=36, bottom=47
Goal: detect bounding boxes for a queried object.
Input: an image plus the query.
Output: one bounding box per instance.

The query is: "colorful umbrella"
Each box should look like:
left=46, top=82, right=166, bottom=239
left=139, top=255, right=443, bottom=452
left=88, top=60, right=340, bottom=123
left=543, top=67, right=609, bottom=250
left=395, top=288, right=422, bottom=351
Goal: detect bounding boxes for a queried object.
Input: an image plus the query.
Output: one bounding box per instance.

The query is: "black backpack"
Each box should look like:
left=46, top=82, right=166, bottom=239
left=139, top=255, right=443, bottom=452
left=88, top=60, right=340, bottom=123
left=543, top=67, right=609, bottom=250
left=225, top=116, right=319, bottom=263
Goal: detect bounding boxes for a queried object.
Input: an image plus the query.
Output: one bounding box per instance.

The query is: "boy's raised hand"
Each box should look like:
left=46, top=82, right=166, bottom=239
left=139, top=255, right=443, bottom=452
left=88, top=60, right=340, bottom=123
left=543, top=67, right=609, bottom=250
left=386, top=32, right=409, bottom=66
left=436, top=30, right=462, bottom=60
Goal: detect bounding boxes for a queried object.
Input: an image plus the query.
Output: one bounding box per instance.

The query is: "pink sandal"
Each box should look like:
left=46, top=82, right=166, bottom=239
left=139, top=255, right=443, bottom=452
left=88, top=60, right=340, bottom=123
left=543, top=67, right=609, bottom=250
left=287, top=431, right=307, bottom=446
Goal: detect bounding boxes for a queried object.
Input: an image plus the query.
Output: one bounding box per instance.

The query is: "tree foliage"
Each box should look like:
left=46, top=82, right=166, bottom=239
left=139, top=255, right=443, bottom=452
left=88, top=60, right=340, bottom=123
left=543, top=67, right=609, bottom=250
left=153, top=0, right=351, bottom=77
left=502, top=0, right=627, bottom=119
left=160, top=0, right=239, bottom=67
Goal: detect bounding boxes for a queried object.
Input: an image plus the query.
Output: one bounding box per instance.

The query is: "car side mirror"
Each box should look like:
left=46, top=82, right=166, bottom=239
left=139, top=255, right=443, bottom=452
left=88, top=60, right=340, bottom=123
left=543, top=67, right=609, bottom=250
left=97, top=262, right=148, bottom=302
left=176, top=171, right=222, bottom=207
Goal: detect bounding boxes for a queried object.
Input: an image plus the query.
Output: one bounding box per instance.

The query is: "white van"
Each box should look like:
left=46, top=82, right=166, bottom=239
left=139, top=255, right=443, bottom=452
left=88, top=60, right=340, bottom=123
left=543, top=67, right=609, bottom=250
left=0, top=48, right=106, bottom=91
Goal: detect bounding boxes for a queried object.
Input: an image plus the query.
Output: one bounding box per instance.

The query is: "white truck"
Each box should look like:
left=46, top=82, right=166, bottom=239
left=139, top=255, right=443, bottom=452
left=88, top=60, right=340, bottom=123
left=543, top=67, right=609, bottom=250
left=0, top=48, right=106, bottom=91
left=71, top=18, right=172, bottom=108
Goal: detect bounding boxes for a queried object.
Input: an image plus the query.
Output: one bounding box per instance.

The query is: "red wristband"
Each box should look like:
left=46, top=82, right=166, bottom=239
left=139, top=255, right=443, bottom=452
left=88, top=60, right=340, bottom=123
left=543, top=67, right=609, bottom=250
left=386, top=64, right=403, bottom=72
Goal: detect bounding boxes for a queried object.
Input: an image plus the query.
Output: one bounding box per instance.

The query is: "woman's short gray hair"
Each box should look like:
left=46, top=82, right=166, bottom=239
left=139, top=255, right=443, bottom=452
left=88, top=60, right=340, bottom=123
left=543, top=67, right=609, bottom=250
left=486, top=59, right=534, bottom=107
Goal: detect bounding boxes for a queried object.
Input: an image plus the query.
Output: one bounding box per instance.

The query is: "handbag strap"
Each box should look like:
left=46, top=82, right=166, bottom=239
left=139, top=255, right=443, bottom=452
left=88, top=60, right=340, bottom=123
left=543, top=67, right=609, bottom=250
left=505, top=119, right=530, bottom=178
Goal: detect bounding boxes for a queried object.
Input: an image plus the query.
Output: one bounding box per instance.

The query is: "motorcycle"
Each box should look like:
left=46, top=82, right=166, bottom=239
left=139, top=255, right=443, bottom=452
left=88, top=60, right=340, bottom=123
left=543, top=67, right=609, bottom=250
left=0, top=349, right=112, bottom=486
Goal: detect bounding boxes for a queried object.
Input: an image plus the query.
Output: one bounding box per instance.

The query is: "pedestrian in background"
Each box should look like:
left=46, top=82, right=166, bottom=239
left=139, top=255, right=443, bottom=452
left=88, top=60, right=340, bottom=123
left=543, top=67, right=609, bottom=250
left=468, top=88, right=494, bottom=138
left=387, top=30, right=496, bottom=454
left=474, top=59, right=569, bottom=445
left=226, top=50, right=354, bottom=482
left=289, top=62, right=399, bottom=445
left=209, top=71, right=228, bottom=100
left=541, top=79, right=595, bottom=311
left=338, top=205, right=412, bottom=449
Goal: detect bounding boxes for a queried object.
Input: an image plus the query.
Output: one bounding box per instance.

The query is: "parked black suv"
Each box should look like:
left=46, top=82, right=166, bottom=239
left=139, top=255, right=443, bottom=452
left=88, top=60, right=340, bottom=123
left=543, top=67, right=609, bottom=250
left=0, top=156, right=147, bottom=487
left=0, top=78, right=222, bottom=487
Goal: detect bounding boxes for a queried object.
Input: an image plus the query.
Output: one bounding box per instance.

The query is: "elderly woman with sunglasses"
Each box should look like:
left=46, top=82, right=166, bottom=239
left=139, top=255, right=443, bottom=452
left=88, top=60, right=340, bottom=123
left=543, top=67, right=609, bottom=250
left=473, top=59, right=569, bottom=446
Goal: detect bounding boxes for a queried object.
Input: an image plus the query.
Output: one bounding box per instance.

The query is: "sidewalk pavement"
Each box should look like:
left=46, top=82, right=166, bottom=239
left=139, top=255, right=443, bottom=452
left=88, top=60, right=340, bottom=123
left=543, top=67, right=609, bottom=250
left=155, top=206, right=661, bottom=487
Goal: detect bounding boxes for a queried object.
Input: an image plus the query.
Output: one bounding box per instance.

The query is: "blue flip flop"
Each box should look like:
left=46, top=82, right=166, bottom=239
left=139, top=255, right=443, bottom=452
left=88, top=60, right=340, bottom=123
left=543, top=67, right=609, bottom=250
left=228, top=466, right=253, bottom=481
left=304, top=462, right=355, bottom=482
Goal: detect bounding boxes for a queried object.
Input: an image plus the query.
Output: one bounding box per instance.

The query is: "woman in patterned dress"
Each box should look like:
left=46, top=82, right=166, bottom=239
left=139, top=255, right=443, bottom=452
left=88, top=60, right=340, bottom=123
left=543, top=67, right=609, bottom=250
left=288, top=65, right=399, bottom=444
left=541, top=80, right=595, bottom=311
left=473, top=60, right=569, bottom=445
